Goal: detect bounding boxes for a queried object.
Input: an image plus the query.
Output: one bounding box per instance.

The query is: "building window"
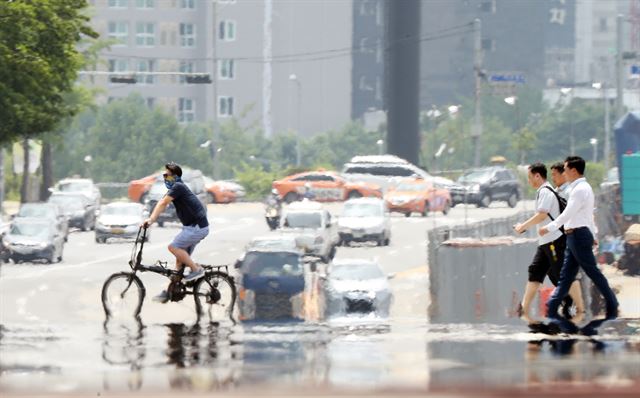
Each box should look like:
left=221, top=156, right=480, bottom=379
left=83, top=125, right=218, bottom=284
left=108, top=21, right=129, bottom=46
left=218, top=20, right=236, bottom=41
left=178, top=98, right=195, bottom=123
left=180, top=23, right=196, bottom=47
left=219, top=59, right=235, bottom=79
left=146, top=98, right=155, bottom=108
left=218, top=96, right=234, bottom=117
left=480, top=0, right=496, bottom=13
left=108, top=0, right=128, bottom=8
left=108, top=59, right=129, bottom=81
left=136, top=23, right=155, bottom=47
left=179, top=61, right=194, bottom=84
left=599, top=17, right=608, bottom=32
left=481, top=38, right=495, bottom=52
left=136, top=60, right=155, bottom=84
left=218, top=0, right=236, bottom=4
left=180, top=0, right=195, bottom=9
left=135, top=0, right=153, bottom=8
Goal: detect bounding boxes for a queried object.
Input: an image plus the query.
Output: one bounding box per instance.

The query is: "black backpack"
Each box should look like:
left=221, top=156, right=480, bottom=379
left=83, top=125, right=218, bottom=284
left=541, top=185, right=567, bottom=231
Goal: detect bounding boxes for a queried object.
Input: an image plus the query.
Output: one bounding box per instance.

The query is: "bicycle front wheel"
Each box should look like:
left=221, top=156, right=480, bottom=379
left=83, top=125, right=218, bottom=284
left=102, top=272, right=145, bottom=318
left=194, top=271, right=236, bottom=322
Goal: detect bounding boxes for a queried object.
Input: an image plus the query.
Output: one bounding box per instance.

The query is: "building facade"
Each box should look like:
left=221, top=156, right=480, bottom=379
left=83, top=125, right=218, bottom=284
left=86, top=0, right=353, bottom=138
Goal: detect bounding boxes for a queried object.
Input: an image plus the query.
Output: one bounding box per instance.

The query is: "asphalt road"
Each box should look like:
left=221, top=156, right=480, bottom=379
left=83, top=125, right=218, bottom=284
left=1, top=200, right=638, bottom=395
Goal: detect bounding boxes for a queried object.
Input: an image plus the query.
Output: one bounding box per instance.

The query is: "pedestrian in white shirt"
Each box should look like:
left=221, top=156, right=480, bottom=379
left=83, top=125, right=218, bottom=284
left=550, top=162, right=570, bottom=199
left=540, top=156, right=619, bottom=320
left=514, top=163, right=584, bottom=322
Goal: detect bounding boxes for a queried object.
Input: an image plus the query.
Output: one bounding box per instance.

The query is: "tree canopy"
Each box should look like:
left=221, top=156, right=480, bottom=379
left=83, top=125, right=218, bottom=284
left=0, top=0, right=97, bottom=144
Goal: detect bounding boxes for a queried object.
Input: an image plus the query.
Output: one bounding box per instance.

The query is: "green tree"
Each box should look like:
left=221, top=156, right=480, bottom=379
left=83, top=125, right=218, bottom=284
left=0, top=0, right=97, bottom=144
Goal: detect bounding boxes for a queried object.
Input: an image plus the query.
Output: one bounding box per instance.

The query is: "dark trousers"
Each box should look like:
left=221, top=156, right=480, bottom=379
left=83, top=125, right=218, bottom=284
left=547, top=227, right=618, bottom=318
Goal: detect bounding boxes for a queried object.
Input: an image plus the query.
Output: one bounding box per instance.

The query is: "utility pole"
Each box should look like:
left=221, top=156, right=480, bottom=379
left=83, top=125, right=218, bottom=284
left=472, top=18, right=483, bottom=167
left=604, top=82, right=611, bottom=171
left=616, top=14, right=625, bottom=119
left=211, top=0, right=220, bottom=180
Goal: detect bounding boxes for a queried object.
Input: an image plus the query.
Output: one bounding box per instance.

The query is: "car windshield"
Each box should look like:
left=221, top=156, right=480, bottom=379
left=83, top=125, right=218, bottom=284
left=249, top=238, right=297, bottom=251
left=102, top=205, right=141, bottom=216
left=10, top=223, right=51, bottom=239
left=242, top=252, right=303, bottom=277
left=342, top=203, right=382, bottom=217
left=330, top=264, right=384, bottom=280
left=48, top=195, right=85, bottom=210
left=394, top=183, right=428, bottom=192
left=284, top=212, right=322, bottom=228
left=458, top=170, right=492, bottom=183
left=17, top=205, right=55, bottom=219
left=58, top=181, right=92, bottom=192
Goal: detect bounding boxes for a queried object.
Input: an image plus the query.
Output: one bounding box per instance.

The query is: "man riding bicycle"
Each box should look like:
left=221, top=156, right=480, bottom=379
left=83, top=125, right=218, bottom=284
left=143, top=162, right=209, bottom=303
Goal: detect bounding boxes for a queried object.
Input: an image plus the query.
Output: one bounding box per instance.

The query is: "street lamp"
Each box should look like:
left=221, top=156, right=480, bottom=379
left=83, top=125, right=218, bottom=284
left=590, top=138, right=598, bottom=163
left=559, top=87, right=575, bottom=154
left=504, top=96, right=525, bottom=164
left=289, top=73, right=302, bottom=167
left=592, top=82, right=611, bottom=171
left=376, top=139, right=384, bottom=155
left=83, top=155, right=92, bottom=179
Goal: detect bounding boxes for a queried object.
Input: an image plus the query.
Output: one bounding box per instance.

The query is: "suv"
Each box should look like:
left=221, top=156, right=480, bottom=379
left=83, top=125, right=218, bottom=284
left=145, top=169, right=208, bottom=227
left=279, top=201, right=340, bottom=262
left=342, top=155, right=453, bottom=192
left=52, top=178, right=101, bottom=208
left=449, top=167, right=521, bottom=208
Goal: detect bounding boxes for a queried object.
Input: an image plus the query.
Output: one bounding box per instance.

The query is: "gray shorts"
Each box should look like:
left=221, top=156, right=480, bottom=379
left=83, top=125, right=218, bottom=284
left=170, top=225, right=209, bottom=255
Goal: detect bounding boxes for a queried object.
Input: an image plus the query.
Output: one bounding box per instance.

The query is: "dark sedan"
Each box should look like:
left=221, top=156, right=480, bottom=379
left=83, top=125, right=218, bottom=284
left=48, top=193, right=97, bottom=231
left=448, top=167, right=521, bottom=208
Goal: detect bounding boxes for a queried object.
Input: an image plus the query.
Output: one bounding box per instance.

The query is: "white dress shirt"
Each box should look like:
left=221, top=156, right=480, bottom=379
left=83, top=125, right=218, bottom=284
left=545, top=177, right=597, bottom=237
left=536, top=182, right=562, bottom=245
left=557, top=182, right=570, bottom=200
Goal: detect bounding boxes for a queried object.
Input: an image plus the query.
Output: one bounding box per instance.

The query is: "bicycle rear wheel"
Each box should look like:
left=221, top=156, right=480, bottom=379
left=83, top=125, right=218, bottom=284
left=193, top=271, right=236, bottom=322
left=102, top=272, right=145, bottom=318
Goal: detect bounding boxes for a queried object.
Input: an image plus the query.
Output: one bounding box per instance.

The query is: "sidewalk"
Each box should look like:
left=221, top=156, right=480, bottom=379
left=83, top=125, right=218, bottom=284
left=601, top=263, right=640, bottom=318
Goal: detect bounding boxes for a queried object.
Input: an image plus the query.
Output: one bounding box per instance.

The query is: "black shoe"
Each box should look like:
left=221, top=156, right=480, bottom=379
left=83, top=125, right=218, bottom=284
left=605, top=306, right=619, bottom=320
left=561, top=296, right=574, bottom=319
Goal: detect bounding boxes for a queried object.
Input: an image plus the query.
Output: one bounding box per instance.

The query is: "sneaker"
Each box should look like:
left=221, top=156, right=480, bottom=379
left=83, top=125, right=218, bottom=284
left=183, top=267, right=204, bottom=283
left=153, top=290, right=169, bottom=304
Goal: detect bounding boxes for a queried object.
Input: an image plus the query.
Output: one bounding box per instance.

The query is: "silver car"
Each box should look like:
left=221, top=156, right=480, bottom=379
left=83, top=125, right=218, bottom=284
left=2, top=219, right=65, bottom=264
left=338, top=197, right=391, bottom=246
left=323, top=259, right=393, bottom=318
left=14, top=202, right=69, bottom=242
left=280, top=201, right=339, bottom=262
left=95, top=202, right=148, bottom=243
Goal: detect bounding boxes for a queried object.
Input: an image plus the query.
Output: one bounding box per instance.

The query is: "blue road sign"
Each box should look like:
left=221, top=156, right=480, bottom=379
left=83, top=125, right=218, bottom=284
left=488, top=73, right=526, bottom=84
left=632, top=65, right=640, bottom=75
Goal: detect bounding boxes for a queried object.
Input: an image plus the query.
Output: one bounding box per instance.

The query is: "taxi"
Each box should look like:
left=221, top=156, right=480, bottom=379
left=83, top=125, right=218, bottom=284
left=272, top=170, right=382, bottom=203
left=384, top=178, right=451, bottom=217
left=128, top=173, right=158, bottom=203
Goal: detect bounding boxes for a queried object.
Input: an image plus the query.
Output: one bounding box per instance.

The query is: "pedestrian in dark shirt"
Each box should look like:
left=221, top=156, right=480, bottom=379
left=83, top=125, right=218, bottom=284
left=143, top=162, right=209, bottom=303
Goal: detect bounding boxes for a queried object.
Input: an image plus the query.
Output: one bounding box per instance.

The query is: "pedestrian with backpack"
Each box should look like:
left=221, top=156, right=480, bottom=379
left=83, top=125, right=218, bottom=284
left=540, top=156, right=619, bottom=321
left=514, top=163, right=584, bottom=322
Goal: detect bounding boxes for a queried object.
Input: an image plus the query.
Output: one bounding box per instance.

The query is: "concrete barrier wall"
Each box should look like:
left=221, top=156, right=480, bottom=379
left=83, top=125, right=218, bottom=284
left=427, top=210, right=595, bottom=323
left=428, top=237, right=537, bottom=324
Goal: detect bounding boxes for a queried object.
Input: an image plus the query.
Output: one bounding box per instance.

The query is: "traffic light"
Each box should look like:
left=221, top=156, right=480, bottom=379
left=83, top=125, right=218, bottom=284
left=185, top=74, right=212, bottom=84
left=109, top=76, right=137, bottom=84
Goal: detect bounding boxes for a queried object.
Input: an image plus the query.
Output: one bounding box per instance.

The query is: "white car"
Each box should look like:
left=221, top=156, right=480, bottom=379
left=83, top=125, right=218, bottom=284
left=280, top=200, right=339, bottom=262
left=52, top=178, right=101, bottom=208
left=95, top=202, right=148, bottom=243
left=338, top=197, right=390, bottom=246
left=323, top=259, right=393, bottom=318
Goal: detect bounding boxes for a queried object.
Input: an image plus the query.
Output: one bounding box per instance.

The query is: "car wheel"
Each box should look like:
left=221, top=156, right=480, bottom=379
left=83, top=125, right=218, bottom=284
left=421, top=202, right=429, bottom=217
left=139, top=192, right=148, bottom=205
left=507, top=192, right=518, bottom=208
left=404, top=212, right=411, bottom=218
left=329, top=245, right=337, bottom=260
left=157, top=221, right=164, bottom=228
left=208, top=192, right=217, bottom=204
left=479, top=193, right=491, bottom=208
left=442, top=201, right=451, bottom=215
left=284, top=192, right=298, bottom=204
left=384, top=237, right=391, bottom=246
left=347, top=190, right=362, bottom=199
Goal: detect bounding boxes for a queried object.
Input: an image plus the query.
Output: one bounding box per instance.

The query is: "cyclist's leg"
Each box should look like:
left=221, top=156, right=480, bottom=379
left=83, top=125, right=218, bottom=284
left=169, top=226, right=208, bottom=272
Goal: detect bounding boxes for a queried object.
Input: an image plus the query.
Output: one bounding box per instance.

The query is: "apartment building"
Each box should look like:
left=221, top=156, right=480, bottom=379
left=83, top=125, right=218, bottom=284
left=86, top=0, right=353, bottom=137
